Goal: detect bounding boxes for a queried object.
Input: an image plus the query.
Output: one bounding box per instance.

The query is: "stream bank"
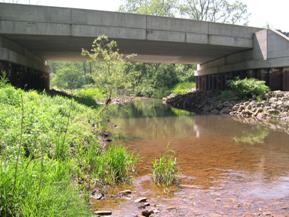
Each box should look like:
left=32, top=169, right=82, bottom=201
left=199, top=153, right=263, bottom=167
left=164, top=90, right=289, bottom=134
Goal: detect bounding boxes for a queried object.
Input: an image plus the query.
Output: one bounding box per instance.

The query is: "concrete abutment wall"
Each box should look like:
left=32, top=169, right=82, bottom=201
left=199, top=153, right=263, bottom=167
left=0, top=36, right=49, bottom=90
left=196, top=68, right=289, bottom=91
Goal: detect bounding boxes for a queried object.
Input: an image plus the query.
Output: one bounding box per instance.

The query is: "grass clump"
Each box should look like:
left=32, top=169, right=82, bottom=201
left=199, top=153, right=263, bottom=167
left=228, top=78, right=270, bottom=99
left=152, top=151, right=177, bottom=186
left=170, top=82, right=196, bottom=95
left=94, top=145, right=137, bottom=185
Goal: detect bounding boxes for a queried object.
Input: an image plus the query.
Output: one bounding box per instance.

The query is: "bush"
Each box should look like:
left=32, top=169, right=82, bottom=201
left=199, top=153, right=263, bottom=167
left=94, top=145, right=137, bottom=185
left=152, top=152, right=177, bottom=186
left=228, top=78, right=270, bottom=99
left=170, top=82, right=196, bottom=95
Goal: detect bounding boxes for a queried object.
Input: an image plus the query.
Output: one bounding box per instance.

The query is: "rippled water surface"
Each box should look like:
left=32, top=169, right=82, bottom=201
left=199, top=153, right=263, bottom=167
left=94, top=100, right=289, bottom=216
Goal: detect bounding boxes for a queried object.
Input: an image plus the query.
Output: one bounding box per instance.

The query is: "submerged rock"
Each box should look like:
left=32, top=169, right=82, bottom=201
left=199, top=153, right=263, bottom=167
left=94, top=210, right=112, bottom=216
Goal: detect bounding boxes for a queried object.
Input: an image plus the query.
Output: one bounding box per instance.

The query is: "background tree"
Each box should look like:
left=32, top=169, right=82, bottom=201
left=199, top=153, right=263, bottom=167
left=178, top=0, right=249, bottom=24
left=50, top=61, right=93, bottom=89
left=119, top=0, right=178, bottom=17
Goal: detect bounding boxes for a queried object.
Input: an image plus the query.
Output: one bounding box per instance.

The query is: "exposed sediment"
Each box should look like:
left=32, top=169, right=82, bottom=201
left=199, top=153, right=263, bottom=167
left=164, top=90, right=289, bottom=134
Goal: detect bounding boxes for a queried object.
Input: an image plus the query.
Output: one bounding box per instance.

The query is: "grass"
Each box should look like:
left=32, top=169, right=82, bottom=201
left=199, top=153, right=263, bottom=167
left=0, top=81, right=137, bottom=216
left=170, top=82, right=196, bottom=95
left=152, top=151, right=177, bottom=186
left=94, top=145, right=137, bottom=185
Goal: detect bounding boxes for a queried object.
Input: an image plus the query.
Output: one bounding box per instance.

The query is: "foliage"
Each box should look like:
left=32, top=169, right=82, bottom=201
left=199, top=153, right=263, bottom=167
left=119, top=0, right=178, bottom=16
left=179, top=0, right=249, bottom=25
left=170, top=82, right=196, bottom=95
left=120, top=0, right=250, bottom=24
left=50, top=61, right=94, bottom=89
left=82, top=35, right=133, bottom=101
left=228, top=78, right=270, bottom=99
left=152, top=151, right=177, bottom=186
left=94, top=145, right=137, bottom=185
left=124, top=63, right=195, bottom=98
left=0, top=82, right=137, bottom=216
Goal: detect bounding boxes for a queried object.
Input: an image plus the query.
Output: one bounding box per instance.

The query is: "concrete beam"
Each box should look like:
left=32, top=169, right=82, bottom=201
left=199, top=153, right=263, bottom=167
left=0, top=3, right=262, bottom=64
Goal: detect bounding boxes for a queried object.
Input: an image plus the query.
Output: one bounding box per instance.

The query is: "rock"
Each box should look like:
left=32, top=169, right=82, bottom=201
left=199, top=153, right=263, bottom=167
left=91, top=189, right=104, bottom=200
left=141, top=210, right=154, bottom=217
left=135, top=197, right=147, bottom=203
left=94, top=210, right=112, bottom=216
left=138, top=202, right=150, bottom=209
left=118, top=189, right=132, bottom=197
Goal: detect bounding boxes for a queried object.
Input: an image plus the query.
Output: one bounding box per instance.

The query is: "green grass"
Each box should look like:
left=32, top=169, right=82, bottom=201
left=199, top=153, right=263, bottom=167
left=228, top=78, right=270, bottom=99
left=170, top=82, right=196, bottom=95
left=0, top=81, right=137, bottom=216
left=152, top=152, right=177, bottom=186
left=94, top=145, right=137, bottom=185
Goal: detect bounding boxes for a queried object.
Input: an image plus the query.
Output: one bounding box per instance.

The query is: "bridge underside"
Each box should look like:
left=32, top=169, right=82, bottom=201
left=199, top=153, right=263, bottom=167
left=5, top=35, right=248, bottom=64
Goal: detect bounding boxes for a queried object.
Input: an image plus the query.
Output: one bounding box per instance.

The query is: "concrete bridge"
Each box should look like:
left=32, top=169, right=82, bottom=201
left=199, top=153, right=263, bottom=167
left=0, top=3, right=289, bottom=90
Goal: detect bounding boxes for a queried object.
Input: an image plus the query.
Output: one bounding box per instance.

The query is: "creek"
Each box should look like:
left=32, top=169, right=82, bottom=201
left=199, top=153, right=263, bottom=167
left=94, top=99, right=289, bottom=216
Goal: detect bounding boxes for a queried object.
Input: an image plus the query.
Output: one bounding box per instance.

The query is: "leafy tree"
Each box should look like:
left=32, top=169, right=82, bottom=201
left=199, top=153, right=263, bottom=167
left=178, top=0, right=250, bottom=24
left=119, top=0, right=178, bottom=17
left=50, top=61, right=93, bottom=89
left=82, top=35, right=132, bottom=101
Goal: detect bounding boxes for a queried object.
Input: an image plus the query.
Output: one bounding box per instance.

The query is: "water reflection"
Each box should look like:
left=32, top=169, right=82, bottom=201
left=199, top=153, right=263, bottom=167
left=101, top=100, right=289, bottom=216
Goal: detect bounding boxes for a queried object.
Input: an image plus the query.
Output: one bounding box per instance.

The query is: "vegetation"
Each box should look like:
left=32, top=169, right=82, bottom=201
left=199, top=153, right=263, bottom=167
left=120, top=0, right=250, bottom=24
left=228, top=78, right=270, bottom=99
left=50, top=61, right=94, bottom=89
left=152, top=151, right=178, bottom=186
left=94, top=145, right=137, bottom=185
left=170, top=82, right=196, bottom=95
left=82, top=35, right=133, bottom=101
left=0, top=81, right=137, bottom=216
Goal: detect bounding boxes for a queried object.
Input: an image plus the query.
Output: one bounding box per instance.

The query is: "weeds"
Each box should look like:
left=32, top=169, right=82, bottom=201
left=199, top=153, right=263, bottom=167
left=0, top=82, right=137, bottom=216
left=94, top=145, right=137, bottom=185
left=228, top=78, right=270, bottom=99
left=152, top=151, right=177, bottom=186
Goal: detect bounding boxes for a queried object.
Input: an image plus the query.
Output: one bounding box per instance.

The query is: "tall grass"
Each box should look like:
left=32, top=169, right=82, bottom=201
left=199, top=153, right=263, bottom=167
left=0, top=82, right=137, bottom=216
left=94, top=145, right=137, bottom=185
left=152, top=151, right=177, bottom=186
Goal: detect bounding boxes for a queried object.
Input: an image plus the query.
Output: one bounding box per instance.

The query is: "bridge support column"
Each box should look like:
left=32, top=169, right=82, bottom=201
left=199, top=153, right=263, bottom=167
left=0, top=36, right=49, bottom=90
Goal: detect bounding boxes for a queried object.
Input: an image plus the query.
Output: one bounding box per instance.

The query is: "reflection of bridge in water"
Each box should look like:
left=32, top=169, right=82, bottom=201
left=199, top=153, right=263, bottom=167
left=0, top=3, right=289, bottom=90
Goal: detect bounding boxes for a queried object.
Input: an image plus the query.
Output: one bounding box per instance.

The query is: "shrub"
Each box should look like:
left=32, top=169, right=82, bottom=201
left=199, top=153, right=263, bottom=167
left=94, top=145, right=137, bottom=185
left=228, top=78, right=270, bottom=99
left=170, top=82, right=196, bottom=95
left=152, top=152, right=177, bottom=186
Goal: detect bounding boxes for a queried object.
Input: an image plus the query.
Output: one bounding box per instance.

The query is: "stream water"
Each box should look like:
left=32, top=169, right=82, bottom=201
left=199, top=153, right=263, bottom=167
left=93, top=99, right=289, bottom=217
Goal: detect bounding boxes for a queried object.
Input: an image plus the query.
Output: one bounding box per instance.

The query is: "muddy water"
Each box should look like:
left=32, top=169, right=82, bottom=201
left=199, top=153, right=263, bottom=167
left=94, top=100, right=289, bottom=216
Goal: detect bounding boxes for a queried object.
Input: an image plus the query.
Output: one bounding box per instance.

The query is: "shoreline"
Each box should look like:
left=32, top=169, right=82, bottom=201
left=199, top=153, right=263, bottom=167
left=164, top=90, right=289, bottom=134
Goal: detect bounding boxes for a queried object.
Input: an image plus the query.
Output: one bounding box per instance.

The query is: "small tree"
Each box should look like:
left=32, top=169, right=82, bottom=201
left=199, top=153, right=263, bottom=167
left=82, top=35, right=132, bottom=103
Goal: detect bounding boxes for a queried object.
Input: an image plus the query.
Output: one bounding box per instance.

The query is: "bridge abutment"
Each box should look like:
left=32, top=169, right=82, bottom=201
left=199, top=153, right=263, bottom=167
left=0, top=36, right=49, bottom=90
left=196, top=29, right=289, bottom=91
left=196, top=68, right=289, bottom=91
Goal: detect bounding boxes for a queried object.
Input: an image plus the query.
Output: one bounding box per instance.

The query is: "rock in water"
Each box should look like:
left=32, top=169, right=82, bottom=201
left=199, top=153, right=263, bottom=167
left=134, top=197, right=147, bottom=203
left=94, top=210, right=112, bottom=216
